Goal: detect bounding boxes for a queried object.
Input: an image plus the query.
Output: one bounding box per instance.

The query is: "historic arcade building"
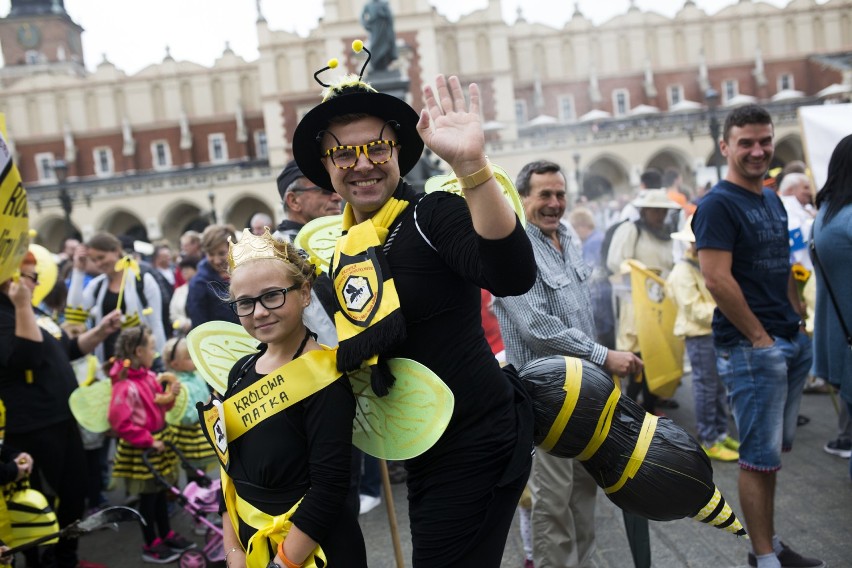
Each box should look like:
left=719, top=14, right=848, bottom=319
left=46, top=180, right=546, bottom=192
left=1, top=0, right=850, bottom=250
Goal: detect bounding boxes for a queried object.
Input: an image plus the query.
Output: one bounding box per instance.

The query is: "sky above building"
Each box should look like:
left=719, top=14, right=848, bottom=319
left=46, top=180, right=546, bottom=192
left=0, top=0, right=804, bottom=74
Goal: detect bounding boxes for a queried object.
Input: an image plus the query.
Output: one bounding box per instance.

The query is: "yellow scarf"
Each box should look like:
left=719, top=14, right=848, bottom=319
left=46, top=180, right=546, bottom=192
left=331, top=191, right=410, bottom=395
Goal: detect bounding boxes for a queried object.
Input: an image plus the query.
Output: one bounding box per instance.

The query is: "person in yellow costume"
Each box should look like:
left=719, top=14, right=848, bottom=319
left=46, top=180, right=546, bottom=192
left=214, top=229, right=366, bottom=568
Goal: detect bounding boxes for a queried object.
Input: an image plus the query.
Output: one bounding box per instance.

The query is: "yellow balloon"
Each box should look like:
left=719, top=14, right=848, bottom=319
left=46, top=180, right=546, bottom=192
left=28, top=244, right=58, bottom=307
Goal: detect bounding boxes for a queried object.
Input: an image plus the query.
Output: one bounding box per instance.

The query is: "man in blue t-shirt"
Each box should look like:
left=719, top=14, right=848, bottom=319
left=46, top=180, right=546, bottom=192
left=692, top=105, right=822, bottom=568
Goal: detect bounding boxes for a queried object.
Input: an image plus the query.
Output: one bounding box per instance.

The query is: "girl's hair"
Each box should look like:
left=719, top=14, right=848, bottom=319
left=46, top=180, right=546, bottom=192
left=162, top=336, right=184, bottom=372
left=815, top=134, right=852, bottom=224
left=86, top=232, right=122, bottom=253
left=105, top=325, right=152, bottom=380
left=229, top=239, right=318, bottom=291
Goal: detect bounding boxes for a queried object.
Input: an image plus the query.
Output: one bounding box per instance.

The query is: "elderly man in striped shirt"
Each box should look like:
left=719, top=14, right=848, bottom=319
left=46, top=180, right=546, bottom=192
left=494, top=160, right=643, bottom=568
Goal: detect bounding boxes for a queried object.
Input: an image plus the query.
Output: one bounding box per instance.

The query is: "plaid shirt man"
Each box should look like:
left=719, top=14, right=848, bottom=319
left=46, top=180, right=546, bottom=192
left=494, top=221, right=608, bottom=368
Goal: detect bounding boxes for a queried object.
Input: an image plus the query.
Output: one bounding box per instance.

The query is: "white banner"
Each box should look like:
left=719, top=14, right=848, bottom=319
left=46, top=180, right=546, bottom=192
left=798, top=103, right=852, bottom=190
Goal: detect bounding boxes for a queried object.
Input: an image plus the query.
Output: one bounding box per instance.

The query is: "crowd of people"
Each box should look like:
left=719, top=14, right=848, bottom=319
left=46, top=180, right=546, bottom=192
left=1, top=52, right=850, bottom=568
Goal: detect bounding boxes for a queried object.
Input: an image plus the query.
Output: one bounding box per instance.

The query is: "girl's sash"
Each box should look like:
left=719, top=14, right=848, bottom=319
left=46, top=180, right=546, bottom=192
left=197, top=348, right=340, bottom=471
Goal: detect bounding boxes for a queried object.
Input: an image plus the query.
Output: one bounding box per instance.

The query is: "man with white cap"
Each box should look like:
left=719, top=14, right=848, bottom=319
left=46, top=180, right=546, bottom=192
left=606, top=188, right=681, bottom=411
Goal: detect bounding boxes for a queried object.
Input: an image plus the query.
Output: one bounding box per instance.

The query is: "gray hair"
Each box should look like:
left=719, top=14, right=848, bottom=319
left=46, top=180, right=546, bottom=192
left=779, top=172, right=809, bottom=195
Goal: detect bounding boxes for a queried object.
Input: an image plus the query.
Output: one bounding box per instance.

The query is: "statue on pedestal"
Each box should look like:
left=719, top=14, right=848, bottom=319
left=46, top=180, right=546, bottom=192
left=361, top=0, right=397, bottom=72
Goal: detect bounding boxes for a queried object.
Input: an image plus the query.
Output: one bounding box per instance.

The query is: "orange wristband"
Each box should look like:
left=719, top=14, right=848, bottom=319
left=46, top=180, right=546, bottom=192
left=277, top=540, right=303, bottom=568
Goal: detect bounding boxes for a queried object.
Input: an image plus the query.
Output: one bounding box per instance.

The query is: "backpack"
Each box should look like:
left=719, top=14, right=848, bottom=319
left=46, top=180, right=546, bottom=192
left=598, top=219, right=643, bottom=276
left=593, top=219, right=643, bottom=349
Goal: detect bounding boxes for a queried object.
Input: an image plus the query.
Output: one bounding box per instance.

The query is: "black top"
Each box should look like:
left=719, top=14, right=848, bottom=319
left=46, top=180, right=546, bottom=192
left=693, top=180, right=800, bottom=345
left=0, top=296, right=82, bottom=434
left=224, top=347, right=366, bottom=566
left=381, top=188, right=536, bottom=489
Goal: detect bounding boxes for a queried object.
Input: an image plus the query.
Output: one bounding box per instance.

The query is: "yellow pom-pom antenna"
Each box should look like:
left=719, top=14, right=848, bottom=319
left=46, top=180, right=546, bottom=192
left=314, top=56, right=341, bottom=89
left=28, top=229, right=37, bottom=238
left=312, top=40, right=372, bottom=90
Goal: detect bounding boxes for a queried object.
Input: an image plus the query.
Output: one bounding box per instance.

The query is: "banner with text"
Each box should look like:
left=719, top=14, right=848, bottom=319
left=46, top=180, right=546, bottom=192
left=0, top=114, right=30, bottom=283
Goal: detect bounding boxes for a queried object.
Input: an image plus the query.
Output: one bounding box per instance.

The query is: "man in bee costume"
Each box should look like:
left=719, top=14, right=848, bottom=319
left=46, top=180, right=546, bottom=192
left=292, top=44, right=536, bottom=566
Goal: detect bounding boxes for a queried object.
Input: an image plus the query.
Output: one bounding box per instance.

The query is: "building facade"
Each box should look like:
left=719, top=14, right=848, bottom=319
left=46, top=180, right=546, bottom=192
left=1, top=0, right=850, bottom=250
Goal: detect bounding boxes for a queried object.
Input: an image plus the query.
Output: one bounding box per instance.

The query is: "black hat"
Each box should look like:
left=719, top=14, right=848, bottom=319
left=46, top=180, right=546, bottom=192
left=276, top=159, right=304, bottom=200
left=292, top=45, right=423, bottom=192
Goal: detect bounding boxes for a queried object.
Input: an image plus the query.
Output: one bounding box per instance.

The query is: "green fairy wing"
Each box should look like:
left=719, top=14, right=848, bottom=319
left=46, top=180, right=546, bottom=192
left=350, top=358, right=454, bottom=460
left=294, top=214, right=344, bottom=274
left=165, top=385, right=189, bottom=425
left=424, top=163, right=526, bottom=227
left=69, top=380, right=113, bottom=433
left=186, top=321, right=259, bottom=395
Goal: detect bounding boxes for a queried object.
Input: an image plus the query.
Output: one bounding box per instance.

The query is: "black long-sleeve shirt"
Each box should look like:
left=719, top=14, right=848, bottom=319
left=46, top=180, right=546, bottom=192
left=0, top=296, right=82, bottom=434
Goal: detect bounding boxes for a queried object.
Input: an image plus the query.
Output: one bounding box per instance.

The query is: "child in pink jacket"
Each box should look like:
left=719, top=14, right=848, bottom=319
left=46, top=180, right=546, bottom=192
left=108, top=325, right=195, bottom=563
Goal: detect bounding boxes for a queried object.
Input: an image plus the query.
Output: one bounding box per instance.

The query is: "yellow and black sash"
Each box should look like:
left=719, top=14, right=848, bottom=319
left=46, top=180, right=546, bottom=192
left=331, top=185, right=412, bottom=395
left=197, top=348, right=340, bottom=471
left=220, top=469, right=326, bottom=568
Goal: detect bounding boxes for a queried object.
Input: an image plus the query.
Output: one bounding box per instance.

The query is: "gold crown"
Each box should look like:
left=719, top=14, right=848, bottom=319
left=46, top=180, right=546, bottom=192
left=227, top=228, right=291, bottom=271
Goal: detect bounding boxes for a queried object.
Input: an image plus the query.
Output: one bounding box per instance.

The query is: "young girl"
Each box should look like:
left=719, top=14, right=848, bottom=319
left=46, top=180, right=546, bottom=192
left=216, top=229, right=366, bottom=568
left=107, top=326, right=194, bottom=563
left=163, top=336, right=216, bottom=469
left=665, top=220, right=739, bottom=461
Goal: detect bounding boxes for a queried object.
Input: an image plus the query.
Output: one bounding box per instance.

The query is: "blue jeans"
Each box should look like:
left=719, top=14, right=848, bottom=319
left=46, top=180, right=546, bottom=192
left=686, top=335, right=729, bottom=446
left=847, top=400, right=852, bottom=481
left=715, top=331, right=812, bottom=471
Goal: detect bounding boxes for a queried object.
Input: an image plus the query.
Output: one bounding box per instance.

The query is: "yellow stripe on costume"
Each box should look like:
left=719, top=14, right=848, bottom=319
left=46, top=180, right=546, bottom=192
left=122, top=312, right=142, bottom=329
left=64, top=305, right=89, bottom=324
left=172, top=424, right=216, bottom=461
left=575, top=383, right=621, bottom=462
left=539, top=358, right=582, bottom=452
left=692, top=486, right=748, bottom=537
left=604, top=414, right=658, bottom=495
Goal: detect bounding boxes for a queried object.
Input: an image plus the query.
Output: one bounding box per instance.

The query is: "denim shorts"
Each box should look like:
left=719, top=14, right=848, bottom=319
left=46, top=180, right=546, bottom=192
left=715, top=331, right=812, bottom=472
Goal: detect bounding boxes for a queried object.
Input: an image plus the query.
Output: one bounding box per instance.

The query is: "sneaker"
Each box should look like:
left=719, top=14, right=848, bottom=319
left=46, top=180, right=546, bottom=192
left=823, top=438, right=852, bottom=459
left=523, top=560, right=535, bottom=568
left=359, top=494, right=382, bottom=515
left=703, top=442, right=739, bottom=462
left=721, top=436, right=741, bottom=452
left=803, top=376, right=832, bottom=394
left=142, top=538, right=180, bottom=564
left=747, top=541, right=826, bottom=567
left=162, top=530, right=196, bottom=552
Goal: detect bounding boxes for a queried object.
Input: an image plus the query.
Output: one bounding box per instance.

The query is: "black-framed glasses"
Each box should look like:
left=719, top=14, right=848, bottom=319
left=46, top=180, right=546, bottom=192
left=229, top=284, right=300, bottom=317
left=323, top=140, right=398, bottom=170
left=20, top=272, right=39, bottom=285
